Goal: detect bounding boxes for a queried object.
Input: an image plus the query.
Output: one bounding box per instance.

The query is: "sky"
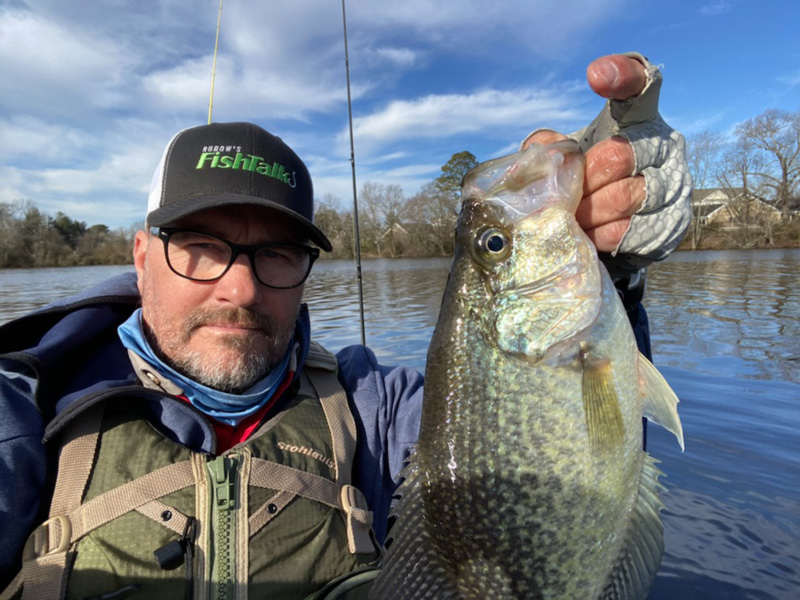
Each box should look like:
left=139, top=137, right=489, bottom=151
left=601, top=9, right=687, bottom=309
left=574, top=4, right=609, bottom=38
left=1, top=0, right=799, bottom=229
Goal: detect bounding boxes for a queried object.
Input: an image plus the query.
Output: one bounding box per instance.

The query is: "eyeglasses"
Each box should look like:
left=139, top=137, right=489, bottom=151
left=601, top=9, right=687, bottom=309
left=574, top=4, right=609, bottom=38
left=153, top=227, right=319, bottom=289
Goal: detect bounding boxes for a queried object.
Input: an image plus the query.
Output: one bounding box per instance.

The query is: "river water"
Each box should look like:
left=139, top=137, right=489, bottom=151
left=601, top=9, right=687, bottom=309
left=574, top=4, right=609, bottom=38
left=1, top=249, right=798, bottom=599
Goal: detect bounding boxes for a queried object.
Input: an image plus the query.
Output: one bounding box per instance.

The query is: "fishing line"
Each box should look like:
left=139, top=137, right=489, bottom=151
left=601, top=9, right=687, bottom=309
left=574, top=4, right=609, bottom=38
left=341, top=0, right=367, bottom=346
left=203, top=1, right=366, bottom=345
left=208, top=0, right=223, bottom=124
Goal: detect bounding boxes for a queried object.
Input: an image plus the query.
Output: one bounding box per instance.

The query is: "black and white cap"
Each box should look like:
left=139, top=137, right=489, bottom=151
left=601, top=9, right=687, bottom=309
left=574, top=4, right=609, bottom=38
left=146, top=121, right=331, bottom=251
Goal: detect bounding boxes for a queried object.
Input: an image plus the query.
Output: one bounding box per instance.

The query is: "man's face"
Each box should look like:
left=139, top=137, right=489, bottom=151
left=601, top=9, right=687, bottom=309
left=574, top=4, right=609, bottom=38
left=133, top=205, right=308, bottom=393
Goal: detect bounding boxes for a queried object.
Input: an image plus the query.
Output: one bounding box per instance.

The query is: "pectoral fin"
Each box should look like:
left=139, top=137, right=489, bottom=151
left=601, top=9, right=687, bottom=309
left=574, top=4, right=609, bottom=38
left=582, top=359, right=626, bottom=451
left=638, top=353, right=685, bottom=451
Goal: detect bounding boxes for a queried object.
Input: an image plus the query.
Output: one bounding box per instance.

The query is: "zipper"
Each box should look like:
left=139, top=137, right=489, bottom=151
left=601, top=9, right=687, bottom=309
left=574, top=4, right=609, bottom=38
left=207, top=452, right=240, bottom=600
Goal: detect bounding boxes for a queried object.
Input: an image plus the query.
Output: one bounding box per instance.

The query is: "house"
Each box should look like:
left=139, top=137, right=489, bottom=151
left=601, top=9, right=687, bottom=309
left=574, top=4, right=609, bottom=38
left=692, top=188, right=783, bottom=228
left=692, top=188, right=744, bottom=226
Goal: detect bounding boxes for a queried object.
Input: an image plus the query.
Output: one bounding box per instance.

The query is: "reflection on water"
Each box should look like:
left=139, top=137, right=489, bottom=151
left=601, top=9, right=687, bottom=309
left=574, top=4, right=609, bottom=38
left=1, top=249, right=799, bottom=599
left=643, top=249, right=800, bottom=600
left=647, top=249, right=800, bottom=385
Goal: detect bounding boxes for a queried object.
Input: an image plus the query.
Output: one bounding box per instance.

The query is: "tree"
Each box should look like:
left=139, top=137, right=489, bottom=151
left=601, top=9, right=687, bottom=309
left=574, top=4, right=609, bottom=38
left=717, top=143, right=770, bottom=248
left=687, top=131, right=725, bottom=190
left=51, top=212, right=87, bottom=250
left=358, top=182, right=406, bottom=257
left=734, top=109, right=800, bottom=211
left=0, top=202, right=16, bottom=266
left=313, top=194, right=357, bottom=259
left=404, top=181, right=456, bottom=256
left=0, top=200, right=135, bottom=267
left=433, top=151, right=478, bottom=216
left=686, top=131, right=726, bottom=249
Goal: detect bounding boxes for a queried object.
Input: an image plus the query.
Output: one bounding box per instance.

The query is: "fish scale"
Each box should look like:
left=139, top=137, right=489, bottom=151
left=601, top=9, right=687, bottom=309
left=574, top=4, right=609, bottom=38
left=371, top=140, right=683, bottom=600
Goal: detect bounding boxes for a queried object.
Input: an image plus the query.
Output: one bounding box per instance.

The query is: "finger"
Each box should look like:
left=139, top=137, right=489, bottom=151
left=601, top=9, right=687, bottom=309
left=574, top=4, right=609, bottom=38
left=583, top=136, right=636, bottom=196
left=576, top=175, right=645, bottom=232
left=521, top=129, right=568, bottom=149
left=586, top=54, right=648, bottom=101
left=583, top=218, right=632, bottom=253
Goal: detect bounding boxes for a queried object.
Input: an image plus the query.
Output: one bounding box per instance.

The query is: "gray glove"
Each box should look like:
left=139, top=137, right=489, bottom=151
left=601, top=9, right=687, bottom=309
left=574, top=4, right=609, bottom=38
left=570, top=52, right=693, bottom=275
left=522, top=53, right=693, bottom=279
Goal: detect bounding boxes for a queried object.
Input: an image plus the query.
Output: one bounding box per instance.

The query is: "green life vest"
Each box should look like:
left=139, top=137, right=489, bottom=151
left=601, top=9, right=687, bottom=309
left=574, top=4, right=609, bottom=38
left=3, top=343, right=380, bottom=600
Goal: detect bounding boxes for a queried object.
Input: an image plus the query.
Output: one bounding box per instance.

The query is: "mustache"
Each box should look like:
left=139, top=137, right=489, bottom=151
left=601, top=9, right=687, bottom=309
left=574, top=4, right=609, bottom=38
left=183, top=307, right=279, bottom=338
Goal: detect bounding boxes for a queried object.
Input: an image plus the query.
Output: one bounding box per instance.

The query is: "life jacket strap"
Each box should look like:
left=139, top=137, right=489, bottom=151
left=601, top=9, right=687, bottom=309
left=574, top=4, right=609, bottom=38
left=248, top=458, right=376, bottom=555
left=12, top=405, right=104, bottom=600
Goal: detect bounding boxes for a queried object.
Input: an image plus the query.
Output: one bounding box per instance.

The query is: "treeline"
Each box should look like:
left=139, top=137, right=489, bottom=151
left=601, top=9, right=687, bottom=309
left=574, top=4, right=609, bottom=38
left=0, top=200, right=138, bottom=268
left=0, top=151, right=476, bottom=268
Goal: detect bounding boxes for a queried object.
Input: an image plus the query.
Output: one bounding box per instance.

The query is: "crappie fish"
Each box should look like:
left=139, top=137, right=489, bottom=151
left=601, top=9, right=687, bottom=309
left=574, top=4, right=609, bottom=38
left=370, top=140, right=684, bottom=599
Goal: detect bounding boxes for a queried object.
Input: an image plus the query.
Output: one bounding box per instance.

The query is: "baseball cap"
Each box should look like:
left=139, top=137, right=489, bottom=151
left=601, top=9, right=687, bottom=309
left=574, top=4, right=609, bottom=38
left=146, top=121, right=332, bottom=251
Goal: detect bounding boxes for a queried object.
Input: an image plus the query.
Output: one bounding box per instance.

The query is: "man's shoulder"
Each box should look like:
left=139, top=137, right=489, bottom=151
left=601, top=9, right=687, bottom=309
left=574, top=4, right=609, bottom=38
left=333, top=344, right=424, bottom=408
left=0, top=273, right=140, bottom=356
left=34, top=271, right=139, bottom=314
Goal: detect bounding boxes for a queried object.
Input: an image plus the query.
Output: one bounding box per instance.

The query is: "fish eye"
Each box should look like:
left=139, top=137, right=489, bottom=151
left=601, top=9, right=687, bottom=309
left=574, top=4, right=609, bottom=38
left=475, top=226, right=512, bottom=262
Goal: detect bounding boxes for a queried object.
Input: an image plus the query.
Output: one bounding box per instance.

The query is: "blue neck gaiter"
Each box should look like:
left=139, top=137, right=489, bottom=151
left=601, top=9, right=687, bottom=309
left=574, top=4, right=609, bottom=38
left=118, top=308, right=293, bottom=427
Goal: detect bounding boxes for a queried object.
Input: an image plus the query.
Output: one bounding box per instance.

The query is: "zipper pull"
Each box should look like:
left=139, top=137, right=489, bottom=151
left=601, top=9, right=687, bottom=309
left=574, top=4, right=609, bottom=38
left=208, top=454, right=238, bottom=511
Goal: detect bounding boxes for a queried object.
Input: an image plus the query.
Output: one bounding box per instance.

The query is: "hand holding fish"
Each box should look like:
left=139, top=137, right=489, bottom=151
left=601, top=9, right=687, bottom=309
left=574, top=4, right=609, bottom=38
left=523, top=53, right=692, bottom=269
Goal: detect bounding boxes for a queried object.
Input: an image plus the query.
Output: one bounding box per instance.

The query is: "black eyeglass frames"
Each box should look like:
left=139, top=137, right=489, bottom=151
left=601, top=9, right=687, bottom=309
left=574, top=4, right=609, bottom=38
left=152, top=227, right=319, bottom=289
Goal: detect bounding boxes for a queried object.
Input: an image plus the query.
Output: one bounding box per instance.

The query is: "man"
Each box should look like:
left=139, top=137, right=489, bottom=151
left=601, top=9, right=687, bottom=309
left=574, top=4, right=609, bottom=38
left=0, top=53, right=690, bottom=599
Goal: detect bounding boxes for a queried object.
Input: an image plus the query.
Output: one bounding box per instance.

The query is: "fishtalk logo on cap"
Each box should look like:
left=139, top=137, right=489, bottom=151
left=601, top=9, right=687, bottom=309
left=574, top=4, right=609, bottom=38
left=196, top=150, right=297, bottom=188
left=146, top=122, right=332, bottom=251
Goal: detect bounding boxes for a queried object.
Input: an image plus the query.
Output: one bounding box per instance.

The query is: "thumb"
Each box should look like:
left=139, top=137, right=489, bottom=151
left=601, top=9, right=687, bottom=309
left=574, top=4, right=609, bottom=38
left=608, top=52, right=663, bottom=127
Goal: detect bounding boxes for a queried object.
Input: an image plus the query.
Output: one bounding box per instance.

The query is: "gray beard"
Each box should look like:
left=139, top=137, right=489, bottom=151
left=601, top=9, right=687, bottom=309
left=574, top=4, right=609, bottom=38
left=148, top=307, right=296, bottom=394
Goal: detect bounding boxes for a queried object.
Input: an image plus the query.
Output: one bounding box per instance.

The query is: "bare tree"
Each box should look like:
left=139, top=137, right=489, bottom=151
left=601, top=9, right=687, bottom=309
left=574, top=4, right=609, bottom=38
left=734, top=109, right=800, bottom=211
left=717, top=142, right=770, bottom=248
left=686, top=131, right=726, bottom=249
left=687, top=131, right=725, bottom=190
left=358, top=182, right=407, bottom=257
left=404, top=182, right=456, bottom=256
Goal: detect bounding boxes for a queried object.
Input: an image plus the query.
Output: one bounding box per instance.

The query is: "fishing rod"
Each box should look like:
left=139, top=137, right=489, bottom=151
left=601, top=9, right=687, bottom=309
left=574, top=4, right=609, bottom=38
left=341, top=0, right=367, bottom=346
left=208, top=0, right=223, bottom=124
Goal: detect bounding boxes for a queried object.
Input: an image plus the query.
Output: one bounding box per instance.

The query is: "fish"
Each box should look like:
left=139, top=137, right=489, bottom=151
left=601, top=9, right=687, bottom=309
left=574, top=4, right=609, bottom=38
left=369, top=140, right=684, bottom=599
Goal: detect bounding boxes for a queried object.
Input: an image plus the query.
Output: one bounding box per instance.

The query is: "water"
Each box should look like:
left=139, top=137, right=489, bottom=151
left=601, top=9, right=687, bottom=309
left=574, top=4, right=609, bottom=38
left=1, top=250, right=798, bottom=599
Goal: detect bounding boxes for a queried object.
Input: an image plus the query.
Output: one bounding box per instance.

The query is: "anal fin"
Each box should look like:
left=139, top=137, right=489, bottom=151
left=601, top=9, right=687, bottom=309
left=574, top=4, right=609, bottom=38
left=601, top=453, right=666, bottom=600
left=369, top=455, right=460, bottom=600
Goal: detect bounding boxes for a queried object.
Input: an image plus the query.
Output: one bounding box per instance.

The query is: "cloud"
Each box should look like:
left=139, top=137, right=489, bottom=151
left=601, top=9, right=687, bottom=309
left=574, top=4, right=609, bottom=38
left=699, top=2, right=733, bottom=17
left=778, top=71, right=800, bottom=87
left=0, top=9, right=135, bottom=120
left=347, top=85, right=588, bottom=154
left=375, top=47, right=419, bottom=69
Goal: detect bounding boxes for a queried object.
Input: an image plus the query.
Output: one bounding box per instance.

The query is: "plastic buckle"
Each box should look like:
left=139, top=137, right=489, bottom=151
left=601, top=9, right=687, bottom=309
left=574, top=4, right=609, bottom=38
left=22, top=515, right=72, bottom=561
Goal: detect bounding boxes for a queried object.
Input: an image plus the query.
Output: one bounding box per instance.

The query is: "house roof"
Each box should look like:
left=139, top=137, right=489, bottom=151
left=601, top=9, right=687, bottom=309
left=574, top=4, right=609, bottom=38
left=692, top=188, right=745, bottom=204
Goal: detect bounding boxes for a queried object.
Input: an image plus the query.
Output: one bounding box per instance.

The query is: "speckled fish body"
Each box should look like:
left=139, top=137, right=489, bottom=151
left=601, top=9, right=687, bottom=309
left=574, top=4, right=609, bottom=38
left=370, top=141, right=683, bottom=600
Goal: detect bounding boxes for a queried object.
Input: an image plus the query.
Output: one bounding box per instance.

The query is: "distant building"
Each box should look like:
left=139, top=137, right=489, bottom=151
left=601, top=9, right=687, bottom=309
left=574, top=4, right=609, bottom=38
left=692, top=188, right=783, bottom=228
left=692, top=188, right=744, bottom=226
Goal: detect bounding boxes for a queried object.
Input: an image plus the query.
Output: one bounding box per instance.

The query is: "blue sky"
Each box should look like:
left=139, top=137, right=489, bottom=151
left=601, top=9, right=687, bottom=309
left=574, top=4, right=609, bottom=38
left=1, top=0, right=798, bottom=229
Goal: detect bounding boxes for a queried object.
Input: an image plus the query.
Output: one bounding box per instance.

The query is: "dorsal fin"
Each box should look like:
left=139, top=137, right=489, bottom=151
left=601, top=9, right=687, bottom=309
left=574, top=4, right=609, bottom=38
left=638, top=353, right=684, bottom=451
